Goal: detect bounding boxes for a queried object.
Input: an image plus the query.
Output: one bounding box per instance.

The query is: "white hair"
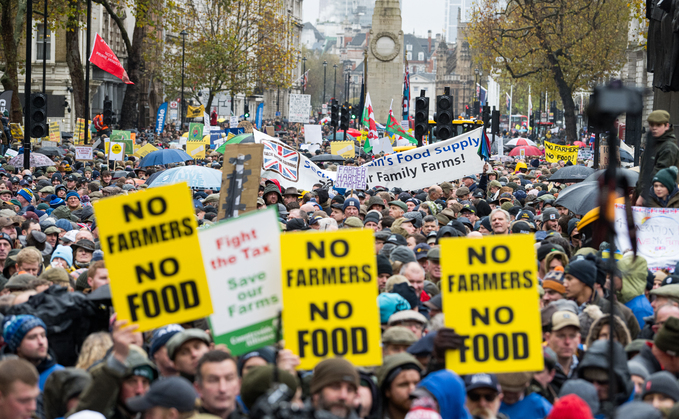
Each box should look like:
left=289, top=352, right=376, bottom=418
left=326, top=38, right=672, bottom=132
left=489, top=208, right=510, bottom=222
left=399, top=261, right=425, bottom=276
left=318, top=218, right=338, bottom=231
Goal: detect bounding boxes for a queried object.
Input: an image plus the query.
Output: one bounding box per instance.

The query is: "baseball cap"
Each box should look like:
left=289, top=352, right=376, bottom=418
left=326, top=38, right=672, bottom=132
left=465, top=373, right=500, bottom=392
left=551, top=311, right=580, bottom=331
left=511, top=221, right=532, bottom=234
left=460, top=204, right=476, bottom=214
left=413, top=243, right=431, bottom=260
left=126, top=376, right=197, bottom=413
left=386, top=234, right=408, bottom=246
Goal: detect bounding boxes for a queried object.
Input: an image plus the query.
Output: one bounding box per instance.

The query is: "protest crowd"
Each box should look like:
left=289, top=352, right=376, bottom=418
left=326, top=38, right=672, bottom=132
left=1, top=108, right=679, bottom=419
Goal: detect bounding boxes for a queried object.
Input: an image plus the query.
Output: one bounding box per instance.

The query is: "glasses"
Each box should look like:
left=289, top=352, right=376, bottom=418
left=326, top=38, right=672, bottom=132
left=468, top=392, right=497, bottom=402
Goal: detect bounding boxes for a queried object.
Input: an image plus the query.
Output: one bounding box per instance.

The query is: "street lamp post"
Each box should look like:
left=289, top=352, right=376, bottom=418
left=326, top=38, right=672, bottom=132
left=323, top=60, right=327, bottom=106
left=180, top=30, right=187, bottom=130
left=302, top=56, right=307, bottom=94
left=333, top=64, right=338, bottom=99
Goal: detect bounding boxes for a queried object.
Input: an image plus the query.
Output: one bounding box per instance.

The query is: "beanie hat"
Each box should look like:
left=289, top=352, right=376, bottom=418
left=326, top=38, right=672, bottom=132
left=2, top=315, right=47, bottom=352
left=558, top=379, right=599, bottom=416
left=342, top=198, right=360, bottom=212
left=17, top=188, right=33, bottom=203
left=654, top=316, right=679, bottom=356
left=389, top=246, right=416, bottom=264
left=310, top=358, right=359, bottom=394
left=149, top=324, right=184, bottom=358
left=548, top=394, right=593, bottom=419
left=627, top=360, right=650, bottom=380
left=378, top=293, right=411, bottom=323
left=652, top=166, right=678, bottom=192
left=55, top=219, right=73, bottom=232
left=51, top=244, right=73, bottom=267
left=641, top=371, right=679, bottom=402
left=616, top=401, right=663, bottom=419
left=565, top=254, right=598, bottom=289
left=66, top=191, right=81, bottom=201
left=377, top=255, right=393, bottom=277
left=364, top=212, right=380, bottom=226
left=568, top=218, right=580, bottom=236
left=237, top=347, right=276, bottom=376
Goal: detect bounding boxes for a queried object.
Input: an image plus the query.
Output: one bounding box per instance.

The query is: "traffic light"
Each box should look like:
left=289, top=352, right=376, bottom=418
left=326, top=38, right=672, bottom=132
left=529, top=112, right=535, bottom=128
left=330, top=99, right=339, bottom=129
left=340, top=103, right=350, bottom=131
left=482, top=105, right=491, bottom=127
left=30, top=93, right=47, bottom=138
left=433, top=87, right=454, bottom=140
left=244, top=104, right=250, bottom=119
left=491, top=109, right=500, bottom=134
left=103, top=97, right=112, bottom=126
left=414, top=91, right=429, bottom=146
left=350, top=105, right=356, bottom=119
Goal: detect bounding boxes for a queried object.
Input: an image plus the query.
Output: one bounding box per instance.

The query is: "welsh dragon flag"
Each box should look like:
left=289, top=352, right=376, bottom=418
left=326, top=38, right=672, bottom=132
left=386, top=104, right=416, bottom=144
left=362, top=93, right=378, bottom=153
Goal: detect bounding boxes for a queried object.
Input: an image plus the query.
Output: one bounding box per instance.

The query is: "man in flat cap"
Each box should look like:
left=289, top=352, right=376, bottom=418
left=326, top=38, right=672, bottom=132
left=637, top=110, right=679, bottom=205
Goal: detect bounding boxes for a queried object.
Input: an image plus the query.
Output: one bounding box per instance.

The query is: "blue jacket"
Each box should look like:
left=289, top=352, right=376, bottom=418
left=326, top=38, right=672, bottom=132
left=417, top=370, right=471, bottom=419
left=624, top=294, right=654, bottom=332
left=499, top=393, right=552, bottom=419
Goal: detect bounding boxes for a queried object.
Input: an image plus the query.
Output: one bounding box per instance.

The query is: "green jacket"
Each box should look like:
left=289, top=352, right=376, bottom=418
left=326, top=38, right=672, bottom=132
left=638, top=128, right=679, bottom=195
left=617, top=254, right=648, bottom=304
left=648, top=187, right=679, bottom=208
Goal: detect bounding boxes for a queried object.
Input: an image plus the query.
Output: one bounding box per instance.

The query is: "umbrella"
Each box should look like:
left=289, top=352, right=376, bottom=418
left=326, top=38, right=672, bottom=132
left=620, top=149, right=634, bottom=163
left=548, top=165, right=595, bottom=183
left=8, top=153, right=55, bottom=168
left=148, top=166, right=223, bottom=190
left=505, top=137, right=537, bottom=147
left=573, top=141, right=587, bottom=147
left=508, top=146, right=543, bottom=157
left=112, top=170, right=130, bottom=179
left=139, top=149, right=193, bottom=167
left=553, top=182, right=601, bottom=215
left=310, top=154, right=346, bottom=162
left=39, top=147, right=65, bottom=157
left=584, top=168, right=639, bottom=186
left=338, top=129, right=360, bottom=138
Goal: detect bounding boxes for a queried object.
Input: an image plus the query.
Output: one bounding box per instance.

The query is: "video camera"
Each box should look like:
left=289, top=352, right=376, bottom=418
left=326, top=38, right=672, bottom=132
left=249, top=383, right=316, bottom=419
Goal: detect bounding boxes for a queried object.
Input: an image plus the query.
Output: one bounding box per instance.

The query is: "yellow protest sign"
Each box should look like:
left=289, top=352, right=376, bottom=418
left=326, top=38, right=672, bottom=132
left=441, top=234, right=543, bottom=375
left=94, top=183, right=213, bottom=332
left=544, top=141, right=578, bottom=165
left=331, top=141, right=355, bottom=158
left=281, top=229, right=382, bottom=370
left=186, top=141, right=206, bottom=159
left=10, top=123, right=23, bottom=140
left=49, top=121, right=60, bottom=143
left=134, top=143, right=158, bottom=158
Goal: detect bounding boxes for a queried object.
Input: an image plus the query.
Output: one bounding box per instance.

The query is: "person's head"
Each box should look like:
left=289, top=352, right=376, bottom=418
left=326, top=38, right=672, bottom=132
left=15, top=248, right=41, bottom=277
left=71, top=240, right=95, bottom=266
left=343, top=198, right=360, bottom=218
left=381, top=326, right=417, bottom=356
left=166, top=329, right=211, bottom=378
left=310, top=358, right=359, bottom=419
left=377, top=353, right=422, bottom=416
left=547, top=311, right=581, bottom=361
left=65, top=192, right=81, bottom=209
left=489, top=209, right=510, bottom=234
left=126, top=376, right=197, bottom=419
left=194, top=351, right=240, bottom=418
left=464, top=374, right=502, bottom=419
left=0, top=358, right=40, bottom=419
left=86, top=260, right=109, bottom=291
left=389, top=201, right=406, bottom=219
left=387, top=310, right=427, bottom=339
left=564, top=255, right=597, bottom=303
left=652, top=304, right=679, bottom=335
left=652, top=166, right=678, bottom=199
left=641, top=371, right=679, bottom=410
left=75, top=332, right=113, bottom=371
left=542, top=271, right=566, bottom=305
left=497, top=372, right=532, bottom=405
left=2, top=315, right=48, bottom=363
left=652, top=316, right=679, bottom=373
left=237, top=348, right=275, bottom=377
left=400, top=262, right=425, bottom=297
left=421, top=216, right=438, bottom=235
left=648, top=110, right=671, bottom=138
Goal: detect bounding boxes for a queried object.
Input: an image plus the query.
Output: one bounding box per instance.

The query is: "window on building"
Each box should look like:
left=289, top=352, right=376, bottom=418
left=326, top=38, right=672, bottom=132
left=418, top=52, right=424, bottom=61
left=406, top=44, right=412, bottom=51
left=36, top=24, right=51, bottom=61
left=407, top=51, right=412, bottom=60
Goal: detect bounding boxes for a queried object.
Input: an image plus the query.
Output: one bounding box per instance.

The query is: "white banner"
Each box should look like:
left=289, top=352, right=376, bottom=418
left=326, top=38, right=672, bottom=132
left=260, top=139, right=336, bottom=190
left=289, top=94, right=311, bottom=123
left=363, top=128, right=485, bottom=190
left=615, top=204, right=679, bottom=271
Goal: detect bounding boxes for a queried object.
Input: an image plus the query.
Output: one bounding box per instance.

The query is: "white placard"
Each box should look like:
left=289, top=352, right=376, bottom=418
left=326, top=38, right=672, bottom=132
left=109, top=142, right=125, bottom=161
left=304, top=125, right=323, bottom=144
left=230, top=116, right=238, bottom=128
left=5, top=149, right=18, bottom=158
left=289, top=94, right=311, bottom=123
left=74, top=145, right=94, bottom=161
left=335, top=166, right=368, bottom=190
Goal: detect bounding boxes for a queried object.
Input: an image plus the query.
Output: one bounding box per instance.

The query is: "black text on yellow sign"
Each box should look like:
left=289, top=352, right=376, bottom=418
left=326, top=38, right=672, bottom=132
left=441, top=234, right=543, bottom=375
left=544, top=141, right=578, bottom=165
left=94, top=183, right=213, bottom=332
left=281, top=229, right=382, bottom=369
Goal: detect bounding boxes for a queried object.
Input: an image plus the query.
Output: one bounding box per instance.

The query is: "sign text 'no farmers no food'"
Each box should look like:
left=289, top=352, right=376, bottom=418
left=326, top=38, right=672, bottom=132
left=94, top=183, right=213, bottom=332
left=441, top=234, right=543, bottom=375
left=281, top=229, right=381, bottom=370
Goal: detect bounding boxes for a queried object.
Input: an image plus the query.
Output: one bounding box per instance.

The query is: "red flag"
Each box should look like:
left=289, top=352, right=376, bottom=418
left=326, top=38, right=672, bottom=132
left=89, top=33, right=133, bottom=84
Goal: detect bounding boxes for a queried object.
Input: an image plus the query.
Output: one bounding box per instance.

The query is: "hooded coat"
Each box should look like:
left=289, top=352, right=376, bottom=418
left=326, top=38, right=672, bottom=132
left=576, top=340, right=634, bottom=408
left=584, top=314, right=632, bottom=349
left=416, top=370, right=471, bottom=419
left=43, top=368, right=92, bottom=419
left=262, top=184, right=283, bottom=205
left=648, top=186, right=679, bottom=208
left=617, top=254, right=654, bottom=327
left=637, top=128, right=679, bottom=195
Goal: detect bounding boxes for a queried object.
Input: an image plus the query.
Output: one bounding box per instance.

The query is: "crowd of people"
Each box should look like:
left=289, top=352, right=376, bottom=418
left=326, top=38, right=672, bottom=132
left=0, top=110, right=678, bottom=419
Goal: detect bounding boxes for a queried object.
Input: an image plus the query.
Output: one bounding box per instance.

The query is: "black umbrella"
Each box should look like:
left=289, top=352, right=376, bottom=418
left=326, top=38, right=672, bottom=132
left=310, top=154, right=346, bottom=162
left=112, top=170, right=130, bottom=179
left=39, top=147, right=65, bottom=157
left=87, top=283, right=111, bottom=303
left=553, top=182, right=600, bottom=215
left=620, top=149, right=634, bottom=163
left=584, top=168, right=639, bottom=186
left=548, top=165, right=595, bottom=183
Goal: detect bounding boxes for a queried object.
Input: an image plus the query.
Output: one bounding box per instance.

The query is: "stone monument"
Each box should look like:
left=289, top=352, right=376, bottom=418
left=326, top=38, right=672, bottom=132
left=367, top=0, right=404, bottom=122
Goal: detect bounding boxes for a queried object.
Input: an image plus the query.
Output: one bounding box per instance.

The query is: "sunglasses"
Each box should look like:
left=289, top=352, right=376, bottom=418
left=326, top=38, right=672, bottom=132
left=468, top=392, right=497, bottom=402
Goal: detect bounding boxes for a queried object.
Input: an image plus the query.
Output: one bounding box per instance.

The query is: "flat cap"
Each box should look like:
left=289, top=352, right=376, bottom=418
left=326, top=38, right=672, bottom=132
left=648, top=110, right=670, bottom=125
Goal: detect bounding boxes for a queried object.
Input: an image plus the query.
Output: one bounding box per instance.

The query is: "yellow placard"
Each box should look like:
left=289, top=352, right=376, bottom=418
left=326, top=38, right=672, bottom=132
left=441, top=234, right=543, bottom=375
left=49, top=121, right=60, bottom=143
left=10, top=123, right=23, bottom=140
left=544, top=141, right=578, bottom=165
left=134, top=143, right=158, bottom=158
left=330, top=140, right=355, bottom=159
left=111, top=143, right=123, bottom=155
left=94, top=183, right=213, bottom=332
left=186, top=142, right=205, bottom=159
left=281, top=229, right=382, bottom=370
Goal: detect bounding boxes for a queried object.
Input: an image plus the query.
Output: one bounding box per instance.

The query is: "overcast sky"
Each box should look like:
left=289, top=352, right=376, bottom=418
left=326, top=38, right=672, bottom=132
left=303, top=0, right=447, bottom=39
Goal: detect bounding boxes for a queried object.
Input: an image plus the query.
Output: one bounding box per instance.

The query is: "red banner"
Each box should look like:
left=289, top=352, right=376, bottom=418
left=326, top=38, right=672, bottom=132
left=88, top=33, right=133, bottom=84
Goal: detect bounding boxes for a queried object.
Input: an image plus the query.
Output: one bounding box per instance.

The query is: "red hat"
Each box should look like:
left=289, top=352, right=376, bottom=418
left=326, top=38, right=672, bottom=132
left=547, top=395, right=593, bottom=419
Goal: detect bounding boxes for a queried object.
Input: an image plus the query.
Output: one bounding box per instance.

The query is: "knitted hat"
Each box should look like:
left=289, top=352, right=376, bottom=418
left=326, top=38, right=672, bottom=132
left=51, top=244, right=73, bottom=267
left=641, top=371, right=679, bottom=402
left=66, top=191, right=81, bottom=201
left=2, top=315, right=47, bottom=352
left=149, top=324, right=184, bottom=358
left=558, top=379, right=599, bottom=416
left=310, top=358, right=359, bottom=394
left=342, top=197, right=360, bottom=212
left=652, top=166, right=678, bottom=192
left=17, top=188, right=33, bottom=203
left=237, top=347, right=276, bottom=376
left=654, top=316, right=679, bottom=356
left=548, top=394, right=593, bottom=419
left=565, top=254, right=598, bottom=289
left=377, top=255, right=393, bottom=277
left=377, top=293, right=411, bottom=323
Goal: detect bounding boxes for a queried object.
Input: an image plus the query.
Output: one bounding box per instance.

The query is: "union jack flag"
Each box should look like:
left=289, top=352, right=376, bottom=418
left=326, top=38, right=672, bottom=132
left=263, top=141, right=299, bottom=181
